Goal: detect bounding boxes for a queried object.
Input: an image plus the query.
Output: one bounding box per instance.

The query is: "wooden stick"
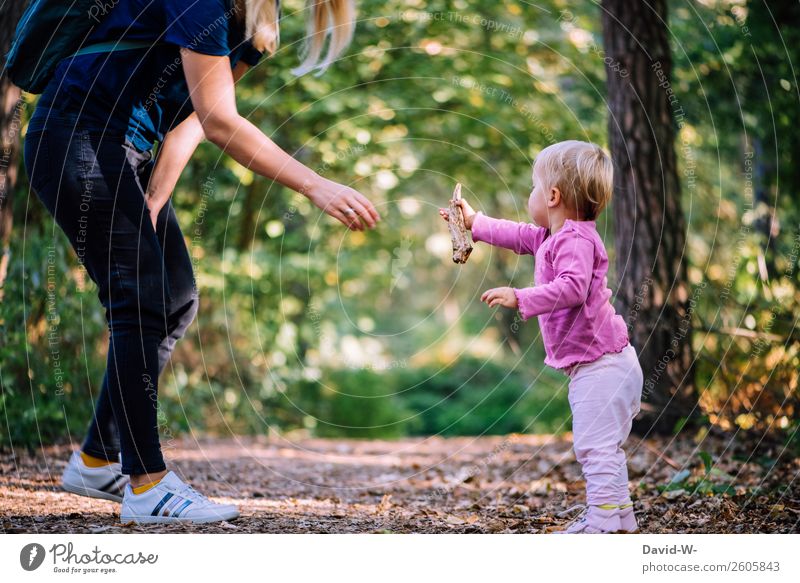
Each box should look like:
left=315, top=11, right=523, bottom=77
left=449, top=183, right=473, bottom=264
left=629, top=436, right=683, bottom=470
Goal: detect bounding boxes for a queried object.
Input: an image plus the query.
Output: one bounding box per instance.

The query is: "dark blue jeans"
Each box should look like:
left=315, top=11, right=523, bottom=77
left=24, top=116, right=199, bottom=475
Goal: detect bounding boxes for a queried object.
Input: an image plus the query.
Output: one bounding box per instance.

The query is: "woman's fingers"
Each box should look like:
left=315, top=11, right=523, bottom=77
left=354, top=191, right=381, bottom=224
left=341, top=207, right=363, bottom=230
left=314, top=181, right=381, bottom=231
left=328, top=208, right=348, bottom=228
left=345, top=196, right=375, bottom=229
left=328, top=202, right=370, bottom=231
left=330, top=207, right=360, bottom=230
left=335, top=187, right=380, bottom=230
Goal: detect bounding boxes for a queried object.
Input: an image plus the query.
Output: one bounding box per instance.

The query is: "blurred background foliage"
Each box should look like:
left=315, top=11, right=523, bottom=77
left=1, top=0, right=798, bottom=448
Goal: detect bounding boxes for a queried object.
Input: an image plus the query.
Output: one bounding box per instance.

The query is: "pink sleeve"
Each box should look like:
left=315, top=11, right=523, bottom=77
left=471, top=212, right=548, bottom=255
left=512, top=233, right=594, bottom=320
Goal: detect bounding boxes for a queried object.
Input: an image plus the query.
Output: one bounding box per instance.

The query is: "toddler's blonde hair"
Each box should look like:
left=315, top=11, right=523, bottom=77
left=534, top=140, right=613, bottom=220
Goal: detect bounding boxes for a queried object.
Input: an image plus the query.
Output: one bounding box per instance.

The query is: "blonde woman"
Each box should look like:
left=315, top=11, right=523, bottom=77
left=23, top=0, right=376, bottom=525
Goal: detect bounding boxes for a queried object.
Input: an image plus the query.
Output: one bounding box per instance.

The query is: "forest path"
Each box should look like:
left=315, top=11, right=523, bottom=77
left=2, top=433, right=796, bottom=533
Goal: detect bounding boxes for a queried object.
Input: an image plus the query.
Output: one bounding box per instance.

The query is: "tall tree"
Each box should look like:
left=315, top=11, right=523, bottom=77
left=0, top=0, right=26, bottom=296
left=602, top=0, right=695, bottom=433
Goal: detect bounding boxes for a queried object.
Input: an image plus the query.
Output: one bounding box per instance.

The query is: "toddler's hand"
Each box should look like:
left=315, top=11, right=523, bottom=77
left=438, top=184, right=477, bottom=230
left=481, top=287, right=518, bottom=309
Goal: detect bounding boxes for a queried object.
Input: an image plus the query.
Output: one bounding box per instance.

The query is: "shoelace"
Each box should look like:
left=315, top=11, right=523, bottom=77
left=174, top=482, right=214, bottom=507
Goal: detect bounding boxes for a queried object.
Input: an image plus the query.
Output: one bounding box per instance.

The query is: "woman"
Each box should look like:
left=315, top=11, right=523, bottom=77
left=23, top=0, right=379, bottom=525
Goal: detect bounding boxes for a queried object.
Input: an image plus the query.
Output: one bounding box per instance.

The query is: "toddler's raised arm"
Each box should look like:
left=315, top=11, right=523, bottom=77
left=513, top=232, right=594, bottom=320
left=471, top=212, right=549, bottom=256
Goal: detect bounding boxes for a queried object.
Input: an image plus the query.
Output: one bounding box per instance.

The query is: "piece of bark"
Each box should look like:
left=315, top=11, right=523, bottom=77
left=448, top=183, right=473, bottom=264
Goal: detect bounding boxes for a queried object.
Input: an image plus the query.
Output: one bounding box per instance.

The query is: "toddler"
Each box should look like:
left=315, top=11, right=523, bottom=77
left=439, top=140, right=643, bottom=533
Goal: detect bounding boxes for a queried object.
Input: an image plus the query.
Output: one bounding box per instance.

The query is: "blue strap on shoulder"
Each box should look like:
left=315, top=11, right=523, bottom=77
left=71, top=39, right=158, bottom=57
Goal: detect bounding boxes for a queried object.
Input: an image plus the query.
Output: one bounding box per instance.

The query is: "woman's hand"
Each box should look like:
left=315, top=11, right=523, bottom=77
left=307, top=177, right=381, bottom=231
left=438, top=193, right=477, bottom=230
left=145, top=192, right=170, bottom=231
left=481, top=286, right=519, bottom=309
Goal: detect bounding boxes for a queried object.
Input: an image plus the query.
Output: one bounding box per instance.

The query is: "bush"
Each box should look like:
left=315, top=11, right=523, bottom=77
left=397, top=357, right=570, bottom=437
left=1, top=225, right=106, bottom=449
left=282, top=358, right=570, bottom=439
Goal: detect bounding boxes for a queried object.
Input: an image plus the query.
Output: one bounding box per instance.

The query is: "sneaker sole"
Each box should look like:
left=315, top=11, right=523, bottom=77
left=62, top=481, right=124, bottom=503
left=121, top=509, right=240, bottom=525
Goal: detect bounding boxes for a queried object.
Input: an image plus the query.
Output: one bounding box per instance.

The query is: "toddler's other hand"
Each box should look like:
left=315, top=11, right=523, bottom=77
left=481, top=287, right=518, bottom=309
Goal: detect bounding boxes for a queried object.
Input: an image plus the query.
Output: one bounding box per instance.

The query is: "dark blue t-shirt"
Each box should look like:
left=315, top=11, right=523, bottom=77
left=28, top=0, right=266, bottom=152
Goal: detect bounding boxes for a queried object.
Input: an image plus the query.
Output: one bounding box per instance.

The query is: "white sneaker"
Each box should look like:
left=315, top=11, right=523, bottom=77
left=552, top=503, right=622, bottom=534
left=61, top=450, right=129, bottom=503
left=120, top=471, right=239, bottom=525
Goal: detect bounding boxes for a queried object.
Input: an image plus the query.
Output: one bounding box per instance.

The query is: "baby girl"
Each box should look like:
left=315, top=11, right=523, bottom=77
left=439, top=140, right=643, bottom=533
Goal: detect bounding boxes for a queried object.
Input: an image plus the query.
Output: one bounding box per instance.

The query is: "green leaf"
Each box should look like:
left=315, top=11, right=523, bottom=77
left=697, top=451, right=713, bottom=474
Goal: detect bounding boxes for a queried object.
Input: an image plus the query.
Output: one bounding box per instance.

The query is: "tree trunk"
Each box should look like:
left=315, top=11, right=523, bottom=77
left=0, top=0, right=27, bottom=296
left=602, top=0, right=696, bottom=434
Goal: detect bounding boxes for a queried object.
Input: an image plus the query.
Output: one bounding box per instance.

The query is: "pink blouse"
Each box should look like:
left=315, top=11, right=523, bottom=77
left=471, top=212, right=629, bottom=371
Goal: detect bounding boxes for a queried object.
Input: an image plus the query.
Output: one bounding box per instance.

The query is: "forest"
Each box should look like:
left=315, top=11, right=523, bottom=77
left=0, top=0, right=798, bottom=534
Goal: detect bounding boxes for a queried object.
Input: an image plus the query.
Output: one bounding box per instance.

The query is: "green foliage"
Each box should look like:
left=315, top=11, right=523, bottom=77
left=670, top=0, right=800, bottom=432
left=291, top=358, right=570, bottom=439
left=0, top=216, right=106, bottom=448
left=302, top=369, right=411, bottom=438
left=658, top=451, right=737, bottom=497
left=399, top=357, right=569, bottom=436
left=3, top=0, right=799, bottom=447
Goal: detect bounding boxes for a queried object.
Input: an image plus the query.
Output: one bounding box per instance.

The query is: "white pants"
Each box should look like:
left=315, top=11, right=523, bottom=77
left=567, top=343, right=643, bottom=505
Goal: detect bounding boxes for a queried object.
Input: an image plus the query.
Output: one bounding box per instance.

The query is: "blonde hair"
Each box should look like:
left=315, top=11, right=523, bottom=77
left=238, top=0, right=356, bottom=76
left=534, top=140, right=614, bottom=220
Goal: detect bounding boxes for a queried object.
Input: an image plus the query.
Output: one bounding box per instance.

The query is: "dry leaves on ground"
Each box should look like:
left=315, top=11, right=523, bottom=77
left=1, top=432, right=797, bottom=533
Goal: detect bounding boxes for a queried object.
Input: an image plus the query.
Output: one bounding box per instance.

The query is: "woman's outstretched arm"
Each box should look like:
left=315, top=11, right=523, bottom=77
left=180, top=48, right=380, bottom=231
left=145, top=60, right=253, bottom=229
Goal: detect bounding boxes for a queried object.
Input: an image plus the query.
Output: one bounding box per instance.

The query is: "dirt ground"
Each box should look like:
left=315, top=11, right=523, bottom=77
left=1, top=432, right=798, bottom=533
